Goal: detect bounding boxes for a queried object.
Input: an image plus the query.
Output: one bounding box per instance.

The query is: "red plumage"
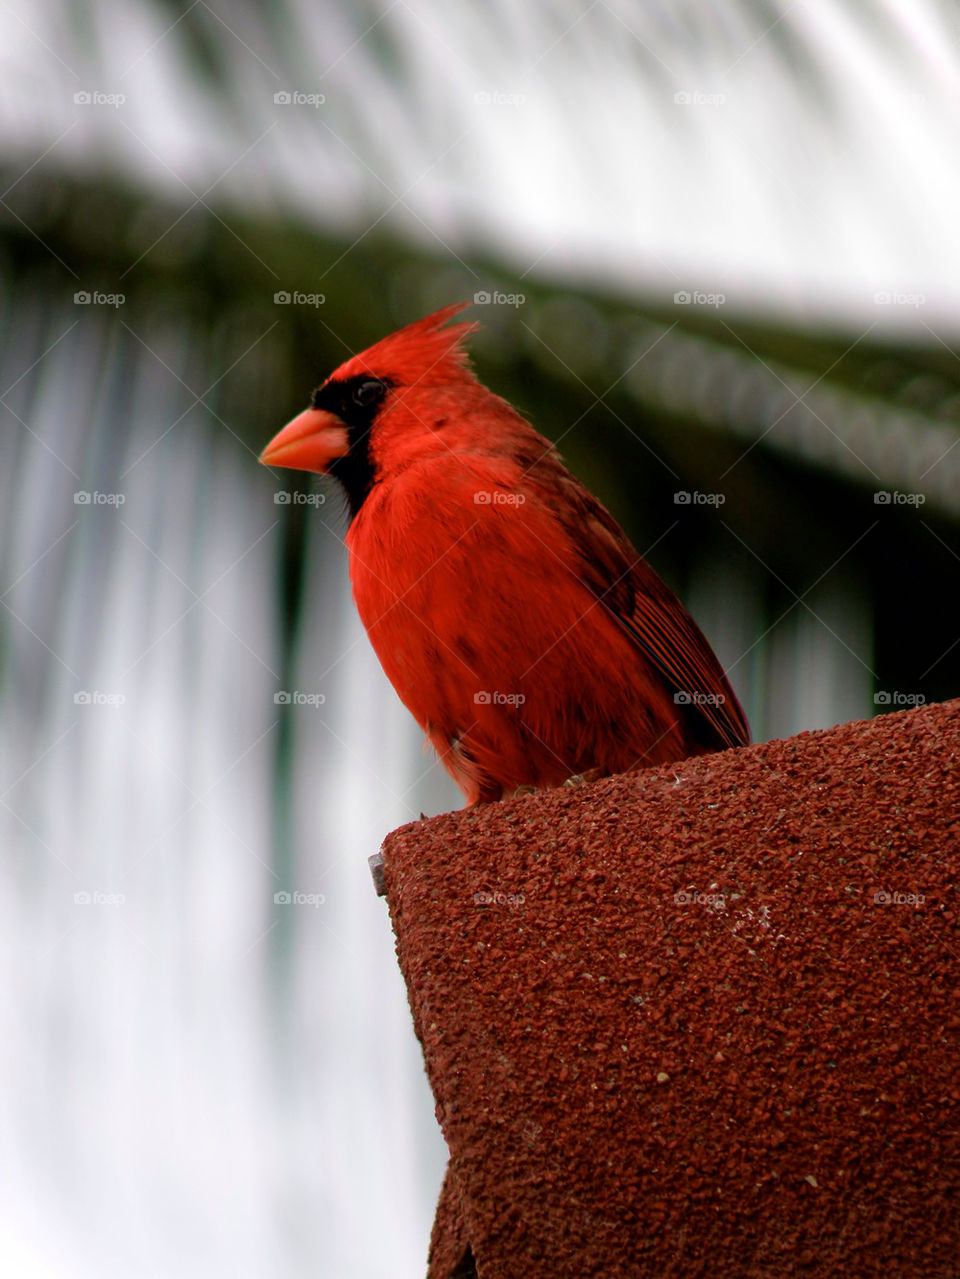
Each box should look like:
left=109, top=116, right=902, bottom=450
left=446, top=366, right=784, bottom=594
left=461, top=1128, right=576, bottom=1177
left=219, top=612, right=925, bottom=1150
left=260, top=303, right=749, bottom=805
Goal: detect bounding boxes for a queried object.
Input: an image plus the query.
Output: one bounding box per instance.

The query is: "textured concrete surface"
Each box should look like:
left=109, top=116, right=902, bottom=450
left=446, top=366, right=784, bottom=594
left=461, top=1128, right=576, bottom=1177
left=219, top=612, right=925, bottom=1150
left=381, top=700, right=960, bottom=1278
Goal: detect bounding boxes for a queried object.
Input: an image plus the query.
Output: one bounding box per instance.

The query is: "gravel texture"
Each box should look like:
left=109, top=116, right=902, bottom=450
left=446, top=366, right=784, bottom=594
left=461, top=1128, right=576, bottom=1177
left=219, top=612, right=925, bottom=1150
left=381, top=700, right=960, bottom=1278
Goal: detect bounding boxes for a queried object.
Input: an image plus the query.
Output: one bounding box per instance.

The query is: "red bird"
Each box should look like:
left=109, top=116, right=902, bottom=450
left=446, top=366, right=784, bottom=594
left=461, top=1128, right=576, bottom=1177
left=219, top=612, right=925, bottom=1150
left=260, top=303, right=749, bottom=805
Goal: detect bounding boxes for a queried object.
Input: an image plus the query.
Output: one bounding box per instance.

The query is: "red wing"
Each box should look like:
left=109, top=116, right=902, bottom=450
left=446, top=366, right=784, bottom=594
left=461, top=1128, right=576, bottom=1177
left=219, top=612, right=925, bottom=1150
left=610, top=555, right=750, bottom=750
left=528, top=458, right=750, bottom=751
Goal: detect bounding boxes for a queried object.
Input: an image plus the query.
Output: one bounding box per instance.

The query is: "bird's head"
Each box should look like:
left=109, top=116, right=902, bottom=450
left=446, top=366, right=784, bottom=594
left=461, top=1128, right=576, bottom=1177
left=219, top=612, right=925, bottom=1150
left=259, top=302, right=481, bottom=515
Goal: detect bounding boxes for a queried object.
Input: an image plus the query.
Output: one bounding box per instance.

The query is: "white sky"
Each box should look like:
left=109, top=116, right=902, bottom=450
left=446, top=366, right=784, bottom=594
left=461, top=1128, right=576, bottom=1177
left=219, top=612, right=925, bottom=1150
left=2, top=0, right=959, bottom=333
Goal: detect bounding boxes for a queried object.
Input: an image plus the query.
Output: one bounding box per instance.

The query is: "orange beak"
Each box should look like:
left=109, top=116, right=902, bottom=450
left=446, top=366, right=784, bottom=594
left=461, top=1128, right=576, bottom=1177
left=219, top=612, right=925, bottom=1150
left=258, top=408, right=350, bottom=473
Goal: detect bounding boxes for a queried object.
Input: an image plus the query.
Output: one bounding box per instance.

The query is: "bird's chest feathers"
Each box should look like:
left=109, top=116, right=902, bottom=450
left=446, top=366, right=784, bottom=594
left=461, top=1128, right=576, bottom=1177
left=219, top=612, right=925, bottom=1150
left=347, top=474, right=477, bottom=626
left=344, top=461, right=528, bottom=704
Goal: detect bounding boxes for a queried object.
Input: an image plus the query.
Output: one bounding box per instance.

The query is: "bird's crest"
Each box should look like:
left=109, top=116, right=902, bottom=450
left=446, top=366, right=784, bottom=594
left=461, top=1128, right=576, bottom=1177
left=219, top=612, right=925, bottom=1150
left=330, top=302, right=479, bottom=389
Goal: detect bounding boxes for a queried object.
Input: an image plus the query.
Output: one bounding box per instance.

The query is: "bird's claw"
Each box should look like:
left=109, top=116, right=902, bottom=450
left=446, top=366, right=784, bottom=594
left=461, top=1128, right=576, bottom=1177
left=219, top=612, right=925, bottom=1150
left=562, top=768, right=604, bottom=789
left=504, top=783, right=540, bottom=800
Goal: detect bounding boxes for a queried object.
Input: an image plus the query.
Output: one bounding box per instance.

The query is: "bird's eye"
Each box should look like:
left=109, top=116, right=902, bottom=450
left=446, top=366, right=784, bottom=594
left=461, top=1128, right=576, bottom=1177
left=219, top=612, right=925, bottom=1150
left=352, top=379, right=385, bottom=407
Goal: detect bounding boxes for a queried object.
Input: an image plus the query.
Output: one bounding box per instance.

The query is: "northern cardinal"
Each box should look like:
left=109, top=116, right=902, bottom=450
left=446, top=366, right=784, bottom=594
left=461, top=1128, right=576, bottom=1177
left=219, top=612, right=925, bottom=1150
left=260, top=303, right=749, bottom=805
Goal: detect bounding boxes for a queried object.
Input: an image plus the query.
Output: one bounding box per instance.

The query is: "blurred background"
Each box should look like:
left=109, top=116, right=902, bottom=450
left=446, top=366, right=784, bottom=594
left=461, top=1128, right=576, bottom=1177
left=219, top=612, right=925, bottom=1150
left=2, top=1, right=959, bottom=1275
